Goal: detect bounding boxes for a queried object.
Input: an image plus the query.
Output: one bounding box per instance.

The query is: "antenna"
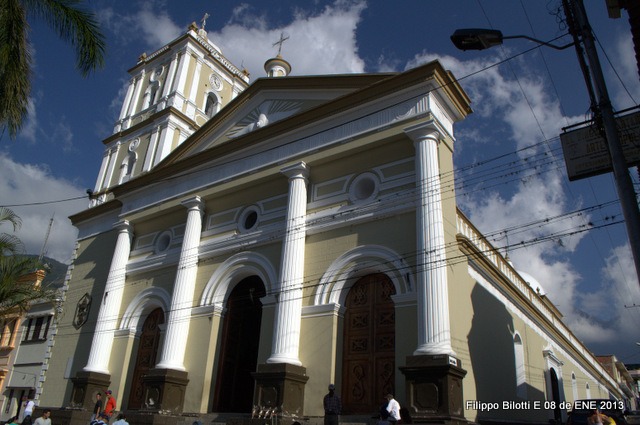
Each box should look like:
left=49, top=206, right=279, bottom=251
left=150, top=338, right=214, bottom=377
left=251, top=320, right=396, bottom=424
left=39, top=214, right=54, bottom=262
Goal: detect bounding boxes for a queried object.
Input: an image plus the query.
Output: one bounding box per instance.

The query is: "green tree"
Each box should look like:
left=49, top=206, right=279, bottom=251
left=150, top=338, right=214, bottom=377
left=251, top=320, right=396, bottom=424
left=0, top=0, right=106, bottom=139
left=0, top=207, right=57, bottom=318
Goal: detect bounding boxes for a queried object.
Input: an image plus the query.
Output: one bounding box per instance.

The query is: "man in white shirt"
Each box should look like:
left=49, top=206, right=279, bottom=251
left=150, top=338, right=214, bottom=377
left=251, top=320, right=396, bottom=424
left=385, top=394, right=401, bottom=424
left=33, top=410, right=51, bottom=425
left=21, top=396, right=35, bottom=424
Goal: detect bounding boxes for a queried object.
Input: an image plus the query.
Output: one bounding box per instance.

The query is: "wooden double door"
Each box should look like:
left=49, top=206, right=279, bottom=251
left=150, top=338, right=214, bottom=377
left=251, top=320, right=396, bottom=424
left=342, top=273, right=396, bottom=414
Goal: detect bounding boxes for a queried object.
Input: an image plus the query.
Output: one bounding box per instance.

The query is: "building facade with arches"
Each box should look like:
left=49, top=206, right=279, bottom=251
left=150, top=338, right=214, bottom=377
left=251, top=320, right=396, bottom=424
left=39, top=24, right=627, bottom=425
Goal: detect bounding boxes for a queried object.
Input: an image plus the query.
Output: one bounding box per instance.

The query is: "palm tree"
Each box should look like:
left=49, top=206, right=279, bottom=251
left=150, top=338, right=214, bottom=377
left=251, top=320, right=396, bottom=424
left=0, top=0, right=106, bottom=139
left=0, top=207, right=56, bottom=318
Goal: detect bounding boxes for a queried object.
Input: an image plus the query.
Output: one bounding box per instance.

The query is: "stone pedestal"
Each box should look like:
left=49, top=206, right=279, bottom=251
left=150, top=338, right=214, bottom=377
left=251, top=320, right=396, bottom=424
left=400, top=355, right=468, bottom=425
left=141, top=368, right=189, bottom=413
left=70, top=371, right=111, bottom=410
left=251, top=363, right=309, bottom=417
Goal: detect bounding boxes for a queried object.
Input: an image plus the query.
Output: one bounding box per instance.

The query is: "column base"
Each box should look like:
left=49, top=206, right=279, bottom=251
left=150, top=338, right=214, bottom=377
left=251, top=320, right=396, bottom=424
left=251, top=363, right=309, bottom=417
left=70, top=370, right=111, bottom=410
left=140, top=368, right=189, bottom=414
left=399, top=355, right=469, bottom=424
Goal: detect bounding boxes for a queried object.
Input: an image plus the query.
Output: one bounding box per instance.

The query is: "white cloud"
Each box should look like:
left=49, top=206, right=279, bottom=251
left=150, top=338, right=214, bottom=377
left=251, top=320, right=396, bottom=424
left=97, top=3, right=181, bottom=50
left=210, top=0, right=366, bottom=79
left=609, top=31, right=640, bottom=110
left=20, top=97, right=39, bottom=143
left=0, top=153, right=86, bottom=264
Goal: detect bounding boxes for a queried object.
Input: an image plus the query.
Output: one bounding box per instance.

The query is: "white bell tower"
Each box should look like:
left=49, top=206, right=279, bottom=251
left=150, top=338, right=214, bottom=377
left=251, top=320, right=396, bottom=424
left=90, top=17, right=250, bottom=207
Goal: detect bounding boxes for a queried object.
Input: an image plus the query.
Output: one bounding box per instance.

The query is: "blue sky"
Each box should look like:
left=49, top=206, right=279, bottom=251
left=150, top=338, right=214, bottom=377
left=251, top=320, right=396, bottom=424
left=1, top=0, right=639, bottom=362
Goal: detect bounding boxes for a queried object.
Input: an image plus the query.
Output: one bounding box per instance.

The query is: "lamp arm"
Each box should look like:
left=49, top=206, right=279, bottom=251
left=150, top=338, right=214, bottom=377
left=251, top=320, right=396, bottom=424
left=503, top=34, right=574, bottom=50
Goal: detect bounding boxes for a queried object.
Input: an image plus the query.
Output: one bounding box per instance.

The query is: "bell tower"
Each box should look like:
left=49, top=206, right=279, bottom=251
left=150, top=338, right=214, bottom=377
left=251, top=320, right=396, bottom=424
left=90, top=18, right=250, bottom=207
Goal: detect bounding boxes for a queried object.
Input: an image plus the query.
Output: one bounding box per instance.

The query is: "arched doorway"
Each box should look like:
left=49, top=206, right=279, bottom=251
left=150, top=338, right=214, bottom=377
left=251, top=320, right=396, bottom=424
left=342, top=273, right=396, bottom=414
left=128, top=308, right=164, bottom=409
left=550, top=368, right=562, bottom=424
left=214, top=275, right=266, bottom=412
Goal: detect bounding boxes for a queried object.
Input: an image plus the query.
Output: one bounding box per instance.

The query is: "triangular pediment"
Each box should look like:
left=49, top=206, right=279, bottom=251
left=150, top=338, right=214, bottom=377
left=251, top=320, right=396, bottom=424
left=162, top=74, right=395, bottom=165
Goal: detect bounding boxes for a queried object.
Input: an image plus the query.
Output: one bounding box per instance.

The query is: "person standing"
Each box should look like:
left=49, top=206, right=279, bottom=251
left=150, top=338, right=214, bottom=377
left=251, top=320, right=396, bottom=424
left=103, top=390, right=116, bottom=422
left=33, top=410, right=51, bottom=425
left=323, top=384, right=341, bottom=425
left=385, top=394, right=401, bottom=425
left=20, top=396, right=35, bottom=425
left=91, top=393, right=103, bottom=421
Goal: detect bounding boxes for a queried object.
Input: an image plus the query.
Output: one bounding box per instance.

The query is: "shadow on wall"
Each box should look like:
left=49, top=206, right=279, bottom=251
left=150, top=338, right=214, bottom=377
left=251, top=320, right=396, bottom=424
left=467, top=284, right=545, bottom=423
left=64, top=230, right=120, bottom=406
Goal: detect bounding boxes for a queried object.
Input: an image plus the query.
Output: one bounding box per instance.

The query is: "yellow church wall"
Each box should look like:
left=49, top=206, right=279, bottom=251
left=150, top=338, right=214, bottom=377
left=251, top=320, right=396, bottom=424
left=445, top=257, right=617, bottom=424
left=182, top=313, right=220, bottom=413
left=109, top=333, right=137, bottom=409
left=39, top=229, right=118, bottom=407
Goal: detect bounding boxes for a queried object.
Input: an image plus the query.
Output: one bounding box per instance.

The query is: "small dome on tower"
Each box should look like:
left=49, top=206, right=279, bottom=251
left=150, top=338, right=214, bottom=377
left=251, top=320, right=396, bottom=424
left=264, top=55, right=292, bottom=77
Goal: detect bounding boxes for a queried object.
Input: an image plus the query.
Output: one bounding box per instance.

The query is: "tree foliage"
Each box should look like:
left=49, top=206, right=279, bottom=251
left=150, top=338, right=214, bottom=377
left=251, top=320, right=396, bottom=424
left=0, top=0, right=106, bottom=139
left=0, top=207, right=58, bottom=318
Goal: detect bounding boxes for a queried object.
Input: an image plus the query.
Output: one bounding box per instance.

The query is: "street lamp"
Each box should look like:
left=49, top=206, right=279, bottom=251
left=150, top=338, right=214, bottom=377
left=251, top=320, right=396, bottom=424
left=451, top=0, right=640, bottom=285
left=450, top=29, right=573, bottom=51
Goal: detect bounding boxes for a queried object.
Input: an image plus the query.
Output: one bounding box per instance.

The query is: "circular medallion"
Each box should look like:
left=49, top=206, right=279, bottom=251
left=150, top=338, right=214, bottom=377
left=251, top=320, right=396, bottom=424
left=209, top=73, right=223, bottom=91
left=129, top=138, right=140, bottom=152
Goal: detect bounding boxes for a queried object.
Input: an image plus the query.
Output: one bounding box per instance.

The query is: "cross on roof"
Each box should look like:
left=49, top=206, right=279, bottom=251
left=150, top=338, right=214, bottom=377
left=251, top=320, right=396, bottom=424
left=201, top=13, right=210, bottom=31
left=272, top=32, right=290, bottom=56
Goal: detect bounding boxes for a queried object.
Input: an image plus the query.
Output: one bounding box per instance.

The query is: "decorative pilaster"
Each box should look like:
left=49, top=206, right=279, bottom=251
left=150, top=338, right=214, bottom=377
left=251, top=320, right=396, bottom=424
left=156, top=196, right=204, bottom=371
left=185, top=58, right=203, bottom=118
left=162, top=54, right=179, bottom=97
left=405, top=123, right=454, bottom=356
left=119, top=78, right=136, bottom=120
left=267, top=162, right=309, bottom=366
left=83, top=220, right=133, bottom=374
left=128, top=71, right=145, bottom=118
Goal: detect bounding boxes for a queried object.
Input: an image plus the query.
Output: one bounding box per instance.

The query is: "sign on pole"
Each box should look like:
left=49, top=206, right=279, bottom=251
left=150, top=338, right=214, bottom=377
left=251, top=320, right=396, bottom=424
left=560, top=110, right=640, bottom=181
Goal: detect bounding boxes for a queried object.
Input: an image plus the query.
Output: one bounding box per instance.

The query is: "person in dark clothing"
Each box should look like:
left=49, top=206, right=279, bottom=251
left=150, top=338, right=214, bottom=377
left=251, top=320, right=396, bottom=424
left=323, top=384, right=342, bottom=425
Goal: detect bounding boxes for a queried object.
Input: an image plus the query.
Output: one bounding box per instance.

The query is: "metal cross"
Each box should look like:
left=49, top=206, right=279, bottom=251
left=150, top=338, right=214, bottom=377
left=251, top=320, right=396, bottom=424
left=201, top=13, right=210, bottom=31
left=272, top=32, right=290, bottom=56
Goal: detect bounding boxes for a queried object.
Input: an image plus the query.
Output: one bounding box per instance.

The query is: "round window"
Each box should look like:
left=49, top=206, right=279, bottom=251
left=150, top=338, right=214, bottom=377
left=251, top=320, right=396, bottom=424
left=239, top=207, right=260, bottom=232
left=349, top=172, right=379, bottom=203
left=155, top=231, right=172, bottom=253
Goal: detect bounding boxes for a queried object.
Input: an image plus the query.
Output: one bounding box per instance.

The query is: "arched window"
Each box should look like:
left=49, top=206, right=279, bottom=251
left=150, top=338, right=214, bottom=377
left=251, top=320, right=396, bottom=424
left=586, top=383, right=591, bottom=399
left=119, top=151, right=137, bottom=184
left=205, top=93, right=219, bottom=118
left=514, top=333, right=527, bottom=398
left=143, top=82, right=160, bottom=110
left=571, top=373, right=578, bottom=400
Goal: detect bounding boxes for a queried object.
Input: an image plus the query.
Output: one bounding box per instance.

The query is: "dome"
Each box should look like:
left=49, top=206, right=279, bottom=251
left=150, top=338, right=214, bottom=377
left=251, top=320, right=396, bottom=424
left=517, top=270, right=546, bottom=296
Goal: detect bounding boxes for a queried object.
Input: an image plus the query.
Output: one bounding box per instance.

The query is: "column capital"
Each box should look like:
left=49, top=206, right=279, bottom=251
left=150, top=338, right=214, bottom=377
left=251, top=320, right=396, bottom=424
left=113, top=220, right=133, bottom=234
left=403, top=121, right=442, bottom=144
left=181, top=195, right=204, bottom=212
left=281, top=161, right=309, bottom=181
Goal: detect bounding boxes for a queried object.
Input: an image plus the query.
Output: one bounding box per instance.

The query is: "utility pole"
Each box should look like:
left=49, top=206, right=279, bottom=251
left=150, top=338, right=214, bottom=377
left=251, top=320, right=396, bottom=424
left=563, top=0, right=640, bottom=283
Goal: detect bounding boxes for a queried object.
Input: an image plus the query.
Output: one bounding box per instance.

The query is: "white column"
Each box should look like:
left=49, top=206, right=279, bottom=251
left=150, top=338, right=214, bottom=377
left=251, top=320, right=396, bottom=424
left=83, top=220, right=133, bottom=374
left=119, top=78, right=136, bottom=120
left=94, top=150, right=111, bottom=193
left=185, top=57, right=203, bottom=118
left=267, top=162, right=309, bottom=366
left=156, top=196, right=204, bottom=371
left=162, top=54, right=179, bottom=97
left=169, top=50, right=191, bottom=110
left=102, top=144, right=121, bottom=191
left=405, top=123, right=454, bottom=356
left=127, top=70, right=146, bottom=117
left=143, top=126, right=161, bottom=172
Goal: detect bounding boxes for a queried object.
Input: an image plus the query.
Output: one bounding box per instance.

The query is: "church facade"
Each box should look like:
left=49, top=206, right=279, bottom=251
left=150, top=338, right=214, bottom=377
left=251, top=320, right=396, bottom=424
left=39, top=23, right=626, bottom=425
